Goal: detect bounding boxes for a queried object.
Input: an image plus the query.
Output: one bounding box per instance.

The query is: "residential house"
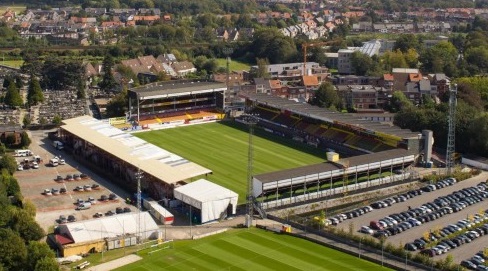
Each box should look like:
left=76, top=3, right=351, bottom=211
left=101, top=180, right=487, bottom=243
left=332, top=75, right=382, bottom=86
left=171, top=61, right=197, bottom=78
left=84, top=8, right=106, bottom=15
left=302, top=75, right=319, bottom=101
left=131, top=15, right=160, bottom=24
left=337, top=85, right=390, bottom=110
left=212, top=71, right=246, bottom=86
left=138, top=8, right=161, bottom=16
left=249, top=62, right=320, bottom=79
left=120, top=55, right=166, bottom=83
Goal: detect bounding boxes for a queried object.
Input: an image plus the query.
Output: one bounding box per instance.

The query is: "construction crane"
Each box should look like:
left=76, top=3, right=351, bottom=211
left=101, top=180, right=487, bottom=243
left=302, top=40, right=339, bottom=75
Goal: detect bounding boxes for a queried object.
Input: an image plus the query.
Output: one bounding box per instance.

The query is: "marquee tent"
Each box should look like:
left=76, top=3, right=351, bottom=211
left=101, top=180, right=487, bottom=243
left=174, top=179, right=238, bottom=224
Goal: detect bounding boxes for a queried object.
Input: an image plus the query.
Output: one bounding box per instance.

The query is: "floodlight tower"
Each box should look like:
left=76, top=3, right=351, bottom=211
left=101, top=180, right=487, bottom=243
left=222, top=47, right=234, bottom=111
left=243, top=113, right=259, bottom=228
left=446, top=83, right=457, bottom=175
left=135, top=168, right=143, bottom=241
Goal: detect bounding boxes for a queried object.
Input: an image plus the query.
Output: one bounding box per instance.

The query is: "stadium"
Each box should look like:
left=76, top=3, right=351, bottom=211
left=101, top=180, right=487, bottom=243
left=59, top=79, right=430, bottom=223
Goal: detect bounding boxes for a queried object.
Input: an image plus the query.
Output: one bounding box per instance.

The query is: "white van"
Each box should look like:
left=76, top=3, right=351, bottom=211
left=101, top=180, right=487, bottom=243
left=14, top=150, right=32, bottom=157
left=49, top=158, right=59, bottom=167
left=77, top=202, right=91, bottom=210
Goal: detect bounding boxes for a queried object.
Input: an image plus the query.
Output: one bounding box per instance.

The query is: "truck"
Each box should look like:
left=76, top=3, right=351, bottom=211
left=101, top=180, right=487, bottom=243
left=53, top=141, right=64, bottom=150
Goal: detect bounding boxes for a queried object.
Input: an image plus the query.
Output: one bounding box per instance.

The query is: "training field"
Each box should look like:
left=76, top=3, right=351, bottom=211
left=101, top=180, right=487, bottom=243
left=116, top=228, right=391, bottom=271
left=135, top=122, right=325, bottom=202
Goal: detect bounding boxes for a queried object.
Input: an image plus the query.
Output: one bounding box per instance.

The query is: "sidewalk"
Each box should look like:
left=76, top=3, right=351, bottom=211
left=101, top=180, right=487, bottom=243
left=86, top=254, right=142, bottom=271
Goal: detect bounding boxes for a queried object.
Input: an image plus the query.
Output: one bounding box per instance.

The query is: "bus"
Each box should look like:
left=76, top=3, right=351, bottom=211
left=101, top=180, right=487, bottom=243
left=14, top=150, right=32, bottom=157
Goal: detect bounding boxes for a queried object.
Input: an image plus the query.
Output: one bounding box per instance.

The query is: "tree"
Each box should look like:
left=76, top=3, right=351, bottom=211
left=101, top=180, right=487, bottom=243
left=350, top=51, right=373, bottom=76
left=253, top=58, right=270, bottom=79
left=20, top=132, right=31, bottom=148
left=23, top=115, right=31, bottom=127
left=394, top=34, right=420, bottom=53
left=99, top=54, right=118, bottom=92
left=310, top=82, right=340, bottom=109
left=0, top=228, right=27, bottom=271
left=0, top=155, right=17, bottom=175
left=251, top=28, right=297, bottom=64
left=420, top=41, right=458, bottom=75
left=388, top=91, right=414, bottom=112
left=34, top=257, right=59, bottom=271
left=4, top=81, right=23, bottom=107
left=105, top=89, right=128, bottom=117
left=52, top=115, right=62, bottom=126
left=27, top=76, right=44, bottom=106
left=26, top=242, right=56, bottom=271
left=8, top=208, right=45, bottom=242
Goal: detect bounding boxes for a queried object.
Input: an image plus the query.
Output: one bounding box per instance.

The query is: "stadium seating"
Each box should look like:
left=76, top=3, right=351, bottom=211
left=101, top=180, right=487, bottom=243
left=273, top=114, right=296, bottom=128
left=322, top=128, right=353, bottom=143
left=253, top=106, right=279, bottom=121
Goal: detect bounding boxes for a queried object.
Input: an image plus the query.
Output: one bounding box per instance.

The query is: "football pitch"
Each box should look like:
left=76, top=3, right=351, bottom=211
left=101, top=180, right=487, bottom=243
left=135, top=122, right=326, bottom=203
left=116, top=228, right=391, bottom=271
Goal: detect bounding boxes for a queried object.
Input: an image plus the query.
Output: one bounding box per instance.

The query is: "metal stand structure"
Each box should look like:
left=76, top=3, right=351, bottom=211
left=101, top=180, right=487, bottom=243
left=135, top=169, right=143, bottom=241
left=222, top=47, right=233, bottom=111
left=243, top=113, right=258, bottom=228
left=446, top=84, right=457, bottom=175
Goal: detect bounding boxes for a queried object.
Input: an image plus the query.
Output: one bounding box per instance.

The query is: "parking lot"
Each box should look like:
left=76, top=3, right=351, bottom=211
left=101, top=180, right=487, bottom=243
left=15, top=130, right=137, bottom=231
left=334, top=171, right=488, bottom=264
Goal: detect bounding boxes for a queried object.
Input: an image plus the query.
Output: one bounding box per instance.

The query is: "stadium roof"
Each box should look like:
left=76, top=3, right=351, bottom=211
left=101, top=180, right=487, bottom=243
left=61, top=116, right=212, bottom=185
left=129, top=80, right=226, bottom=100
left=58, top=212, right=158, bottom=243
left=245, top=93, right=419, bottom=139
left=254, top=149, right=414, bottom=184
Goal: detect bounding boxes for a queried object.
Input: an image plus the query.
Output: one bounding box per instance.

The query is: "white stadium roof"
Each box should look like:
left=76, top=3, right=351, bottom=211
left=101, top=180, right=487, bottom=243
left=61, top=116, right=212, bottom=184
left=59, top=212, right=158, bottom=243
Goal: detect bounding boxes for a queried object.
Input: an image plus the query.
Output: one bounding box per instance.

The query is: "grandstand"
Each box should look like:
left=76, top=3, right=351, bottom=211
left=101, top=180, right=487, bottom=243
left=245, top=93, right=421, bottom=154
left=238, top=93, right=426, bottom=209
left=128, top=80, right=227, bottom=128
left=253, top=149, right=416, bottom=198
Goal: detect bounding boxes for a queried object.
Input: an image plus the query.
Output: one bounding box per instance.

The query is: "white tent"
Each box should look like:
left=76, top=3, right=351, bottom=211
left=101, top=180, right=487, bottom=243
left=174, top=179, right=238, bottom=224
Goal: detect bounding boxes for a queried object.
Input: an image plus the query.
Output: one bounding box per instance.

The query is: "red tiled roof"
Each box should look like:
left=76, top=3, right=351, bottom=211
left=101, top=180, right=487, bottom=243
left=55, top=234, right=74, bottom=245
left=384, top=74, right=394, bottom=81
left=409, top=73, right=422, bottom=82
left=302, top=75, right=319, bottom=86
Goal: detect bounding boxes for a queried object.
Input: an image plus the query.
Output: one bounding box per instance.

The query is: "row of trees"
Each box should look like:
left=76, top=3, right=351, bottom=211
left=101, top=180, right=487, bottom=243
left=0, top=152, right=58, bottom=270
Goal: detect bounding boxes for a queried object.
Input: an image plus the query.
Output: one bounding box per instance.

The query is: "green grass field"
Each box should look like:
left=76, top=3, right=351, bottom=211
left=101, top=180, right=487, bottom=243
left=215, top=58, right=251, bottom=72
left=0, top=60, right=23, bottom=68
left=0, top=5, right=26, bottom=14
left=135, top=122, right=325, bottom=203
left=116, top=228, right=391, bottom=271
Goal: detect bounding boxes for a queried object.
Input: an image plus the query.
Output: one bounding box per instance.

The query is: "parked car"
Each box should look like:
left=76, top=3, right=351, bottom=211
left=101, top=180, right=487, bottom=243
left=91, top=184, right=100, bottom=190
left=67, top=215, right=76, bottom=222
left=109, top=193, right=117, bottom=200
left=60, top=187, right=67, bottom=194
left=404, top=243, right=417, bottom=251
left=93, top=212, right=103, bottom=218
left=100, top=195, right=108, bottom=201
left=359, top=226, right=374, bottom=235
left=59, top=215, right=67, bottom=224
left=43, top=189, right=52, bottom=196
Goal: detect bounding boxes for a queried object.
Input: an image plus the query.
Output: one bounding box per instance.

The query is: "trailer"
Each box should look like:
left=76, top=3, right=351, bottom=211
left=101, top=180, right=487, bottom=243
left=143, top=199, right=174, bottom=225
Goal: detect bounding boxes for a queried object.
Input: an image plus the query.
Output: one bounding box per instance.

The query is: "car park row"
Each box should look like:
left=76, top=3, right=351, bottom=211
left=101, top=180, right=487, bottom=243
left=461, top=251, right=488, bottom=270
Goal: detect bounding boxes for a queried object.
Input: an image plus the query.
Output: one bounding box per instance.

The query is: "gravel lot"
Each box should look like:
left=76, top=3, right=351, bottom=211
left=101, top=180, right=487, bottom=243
left=335, top=171, right=488, bottom=264
left=16, top=131, right=136, bottom=232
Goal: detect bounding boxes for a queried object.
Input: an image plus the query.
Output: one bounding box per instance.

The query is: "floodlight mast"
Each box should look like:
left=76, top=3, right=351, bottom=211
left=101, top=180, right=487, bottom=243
left=243, top=113, right=259, bottom=228
left=446, top=83, right=457, bottom=175
left=135, top=168, right=143, bottom=242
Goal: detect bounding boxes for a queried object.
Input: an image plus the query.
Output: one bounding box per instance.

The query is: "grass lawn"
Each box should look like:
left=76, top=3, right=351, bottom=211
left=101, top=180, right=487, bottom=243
left=215, top=58, right=251, bottom=72
left=1, top=60, right=24, bottom=68
left=116, top=228, right=391, bottom=271
left=135, top=122, right=325, bottom=203
left=0, top=5, right=26, bottom=14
